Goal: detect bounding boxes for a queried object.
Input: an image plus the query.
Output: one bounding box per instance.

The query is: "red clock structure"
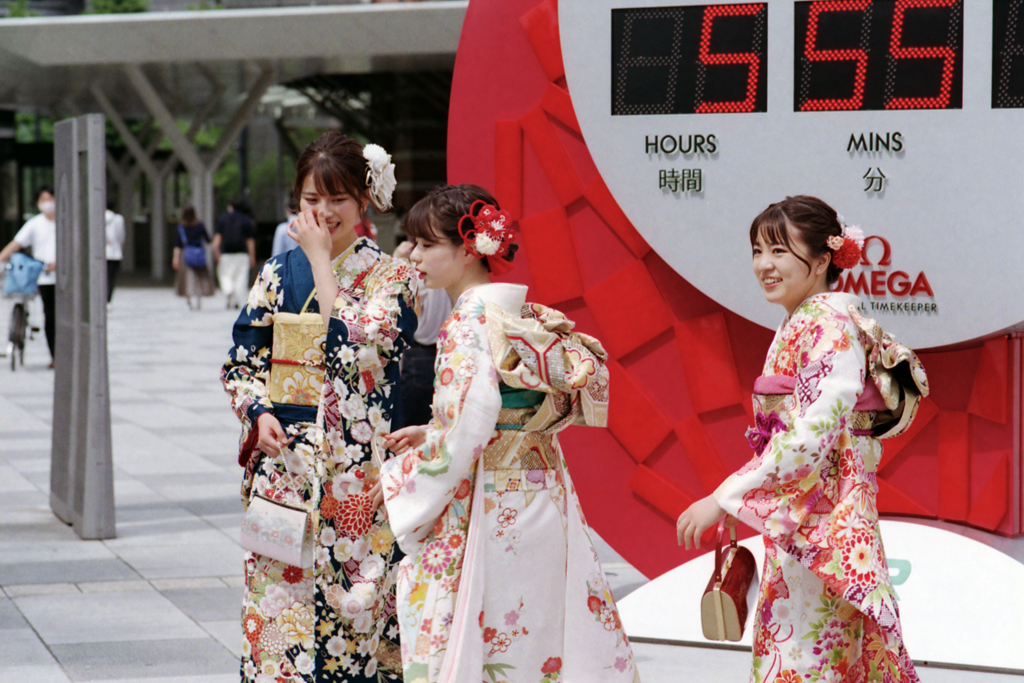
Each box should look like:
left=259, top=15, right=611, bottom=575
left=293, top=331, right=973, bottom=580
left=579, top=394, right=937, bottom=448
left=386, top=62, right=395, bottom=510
left=448, top=0, right=1023, bottom=579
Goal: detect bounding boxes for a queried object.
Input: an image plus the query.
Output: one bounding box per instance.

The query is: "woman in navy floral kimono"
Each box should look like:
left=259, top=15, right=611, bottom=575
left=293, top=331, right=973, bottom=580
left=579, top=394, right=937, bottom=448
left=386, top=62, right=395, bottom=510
left=222, top=132, right=419, bottom=682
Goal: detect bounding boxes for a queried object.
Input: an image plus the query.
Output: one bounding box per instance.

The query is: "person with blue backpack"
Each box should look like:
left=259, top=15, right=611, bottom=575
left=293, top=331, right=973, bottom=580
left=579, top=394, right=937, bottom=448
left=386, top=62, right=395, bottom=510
left=172, top=204, right=215, bottom=310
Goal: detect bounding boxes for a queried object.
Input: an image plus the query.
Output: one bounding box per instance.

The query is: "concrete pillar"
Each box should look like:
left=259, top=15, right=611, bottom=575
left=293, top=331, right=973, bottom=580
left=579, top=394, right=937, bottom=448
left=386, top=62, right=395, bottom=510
left=91, top=86, right=167, bottom=278
left=118, top=183, right=135, bottom=274
left=126, top=63, right=276, bottom=232
left=103, top=158, right=132, bottom=273
left=51, top=113, right=115, bottom=540
left=190, top=172, right=211, bottom=234
left=63, top=97, right=138, bottom=275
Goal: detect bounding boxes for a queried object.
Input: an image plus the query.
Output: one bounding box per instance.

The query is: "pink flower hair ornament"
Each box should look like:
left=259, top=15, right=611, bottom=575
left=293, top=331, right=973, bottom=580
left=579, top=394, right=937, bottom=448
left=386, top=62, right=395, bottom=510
left=457, top=200, right=518, bottom=276
left=826, top=223, right=865, bottom=270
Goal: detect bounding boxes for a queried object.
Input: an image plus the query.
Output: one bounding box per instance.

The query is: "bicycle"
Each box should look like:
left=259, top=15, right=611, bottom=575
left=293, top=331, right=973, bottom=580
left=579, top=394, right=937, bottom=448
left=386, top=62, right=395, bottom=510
left=1, top=252, right=44, bottom=371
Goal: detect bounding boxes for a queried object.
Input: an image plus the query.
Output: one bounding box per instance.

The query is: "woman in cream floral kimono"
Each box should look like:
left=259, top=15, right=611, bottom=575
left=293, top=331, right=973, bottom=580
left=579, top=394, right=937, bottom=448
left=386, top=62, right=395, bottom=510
left=361, top=185, right=638, bottom=683
left=677, top=196, right=928, bottom=683
left=223, top=133, right=419, bottom=683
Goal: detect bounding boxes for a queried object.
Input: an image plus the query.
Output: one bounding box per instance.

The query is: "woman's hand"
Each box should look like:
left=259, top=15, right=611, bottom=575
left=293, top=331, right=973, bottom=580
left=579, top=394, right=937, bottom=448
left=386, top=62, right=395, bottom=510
left=289, top=208, right=339, bottom=327
left=367, top=481, right=386, bottom=517
left=676, top=494, right=728, bottom=550
left=383, top=425, right=426, bottom=455
left=256, top=412, right=292, bottom=457
left=288, top=209, right=332, bottom=265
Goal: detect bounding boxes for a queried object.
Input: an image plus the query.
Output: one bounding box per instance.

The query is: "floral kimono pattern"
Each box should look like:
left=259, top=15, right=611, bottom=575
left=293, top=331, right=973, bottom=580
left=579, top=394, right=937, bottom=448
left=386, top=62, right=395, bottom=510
left=715, top=292, right=923, bottom=683
left=379, top=283, right=638, bottom=683
left=222, top=238, right=420, bottom=683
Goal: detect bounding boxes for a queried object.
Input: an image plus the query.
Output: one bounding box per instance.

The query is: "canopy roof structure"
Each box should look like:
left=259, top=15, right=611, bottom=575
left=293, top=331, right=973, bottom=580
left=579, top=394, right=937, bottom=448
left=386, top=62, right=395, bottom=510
left=0, top=1, right=467, bottom=277
left=0, top=1, right=466, bottom=118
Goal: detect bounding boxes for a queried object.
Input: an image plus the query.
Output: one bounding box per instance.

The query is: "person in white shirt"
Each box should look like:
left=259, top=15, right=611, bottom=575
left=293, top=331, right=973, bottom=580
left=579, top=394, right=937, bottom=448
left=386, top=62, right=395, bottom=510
left=271, top=197, right=299, bottom=257
left=104, top=201, right=126, bottom=303
left=0, top=186, right=57, bottom=366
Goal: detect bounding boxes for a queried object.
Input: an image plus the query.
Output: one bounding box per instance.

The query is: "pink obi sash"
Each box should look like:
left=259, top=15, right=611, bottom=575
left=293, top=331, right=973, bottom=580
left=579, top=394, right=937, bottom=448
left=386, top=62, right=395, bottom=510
left=753, top=375, right=885, bottom=438
left=753, top=375, right=886, bottom=411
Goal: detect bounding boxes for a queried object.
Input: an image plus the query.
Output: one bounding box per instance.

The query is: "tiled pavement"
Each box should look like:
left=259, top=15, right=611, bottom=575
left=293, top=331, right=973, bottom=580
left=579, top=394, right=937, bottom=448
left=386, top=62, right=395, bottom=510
left=0, top=285, right=1019, bottom=682
left=1, top=286, right=245, bottom=683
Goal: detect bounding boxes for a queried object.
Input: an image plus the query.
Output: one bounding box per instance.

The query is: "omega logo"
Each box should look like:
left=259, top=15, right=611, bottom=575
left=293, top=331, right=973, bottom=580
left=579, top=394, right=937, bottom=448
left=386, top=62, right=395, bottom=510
left=833, top=235, right=934, bottom=298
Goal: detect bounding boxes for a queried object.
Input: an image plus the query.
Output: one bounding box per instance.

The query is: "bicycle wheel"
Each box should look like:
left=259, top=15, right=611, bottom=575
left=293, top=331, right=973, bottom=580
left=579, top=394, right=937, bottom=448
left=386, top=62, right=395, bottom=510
left=10, top=303, right=26, bottom=371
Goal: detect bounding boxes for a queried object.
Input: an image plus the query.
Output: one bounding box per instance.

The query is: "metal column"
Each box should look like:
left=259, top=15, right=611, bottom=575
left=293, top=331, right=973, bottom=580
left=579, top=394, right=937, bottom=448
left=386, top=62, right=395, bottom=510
left=50, top=113, right=115, bottom=540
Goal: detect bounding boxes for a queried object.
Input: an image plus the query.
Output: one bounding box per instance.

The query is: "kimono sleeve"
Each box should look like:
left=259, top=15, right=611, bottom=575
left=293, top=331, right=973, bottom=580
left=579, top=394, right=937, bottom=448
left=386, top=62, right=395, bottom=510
left=220, top=259, right=283, bottom=464
left=379, top=313, right=501, bottom=554
left=714, top=308, right=866, bottom=544
left=324, top=261, right=419, bottom=388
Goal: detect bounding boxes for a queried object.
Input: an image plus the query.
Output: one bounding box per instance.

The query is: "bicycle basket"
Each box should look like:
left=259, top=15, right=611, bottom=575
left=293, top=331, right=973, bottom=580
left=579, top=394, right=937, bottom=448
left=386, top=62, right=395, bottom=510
left=2, top=252, right=44, bottom=295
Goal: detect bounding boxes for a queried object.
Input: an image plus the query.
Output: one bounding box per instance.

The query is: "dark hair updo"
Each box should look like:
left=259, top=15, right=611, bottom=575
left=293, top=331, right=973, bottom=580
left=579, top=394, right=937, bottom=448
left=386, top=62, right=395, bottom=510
left=749, top=195, right=845, bottom=284
left=404, top=184, right=518, bottom=273
left=292, top=132, right=389, bottom=213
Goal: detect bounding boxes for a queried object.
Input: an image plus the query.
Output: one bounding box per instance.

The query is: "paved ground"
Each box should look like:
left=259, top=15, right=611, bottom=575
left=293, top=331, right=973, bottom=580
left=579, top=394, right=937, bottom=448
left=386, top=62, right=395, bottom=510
left=0, top=285, right=1019, bottom=682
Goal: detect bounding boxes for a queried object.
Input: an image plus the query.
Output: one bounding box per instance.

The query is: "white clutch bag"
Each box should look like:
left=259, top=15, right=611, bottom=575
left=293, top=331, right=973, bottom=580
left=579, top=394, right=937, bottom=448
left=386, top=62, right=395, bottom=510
left=240, top=494, right=313, bottom=568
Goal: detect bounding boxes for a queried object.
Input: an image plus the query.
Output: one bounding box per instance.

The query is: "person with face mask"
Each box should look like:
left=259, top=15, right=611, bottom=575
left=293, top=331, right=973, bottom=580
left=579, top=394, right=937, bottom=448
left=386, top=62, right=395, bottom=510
left=0, top=185, right=58, bottom=367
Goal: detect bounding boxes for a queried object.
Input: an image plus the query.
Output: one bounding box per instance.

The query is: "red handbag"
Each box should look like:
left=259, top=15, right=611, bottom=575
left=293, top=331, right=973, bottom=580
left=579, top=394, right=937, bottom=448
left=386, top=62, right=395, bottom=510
left=701, top=520, right=757, bottom=642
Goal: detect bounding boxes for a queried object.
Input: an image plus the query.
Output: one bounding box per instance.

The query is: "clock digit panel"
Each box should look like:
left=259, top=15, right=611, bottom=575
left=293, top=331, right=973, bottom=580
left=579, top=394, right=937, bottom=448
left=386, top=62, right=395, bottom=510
left=561, top=0, right=1024, bottom=348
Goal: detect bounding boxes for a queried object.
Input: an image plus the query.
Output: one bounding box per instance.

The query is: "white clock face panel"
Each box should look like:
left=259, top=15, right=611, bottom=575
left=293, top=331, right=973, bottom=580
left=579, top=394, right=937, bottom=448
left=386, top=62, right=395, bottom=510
left=561, top=0, right=1024, bottom=348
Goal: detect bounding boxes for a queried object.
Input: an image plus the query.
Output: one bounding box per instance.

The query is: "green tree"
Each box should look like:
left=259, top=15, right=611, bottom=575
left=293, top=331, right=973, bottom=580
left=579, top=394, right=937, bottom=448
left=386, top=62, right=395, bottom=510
left=89, top=0, right=148, bottom=13
left=5, top=0, right=37, bottom=17
left=15, top=113, right=52, bottom=143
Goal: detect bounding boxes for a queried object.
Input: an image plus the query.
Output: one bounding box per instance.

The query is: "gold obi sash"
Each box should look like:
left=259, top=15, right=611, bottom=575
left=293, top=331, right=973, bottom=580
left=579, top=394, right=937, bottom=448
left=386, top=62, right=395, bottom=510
left=484, top=404, right=559, bottom=494
left=268, top=291, right=326, bottom=407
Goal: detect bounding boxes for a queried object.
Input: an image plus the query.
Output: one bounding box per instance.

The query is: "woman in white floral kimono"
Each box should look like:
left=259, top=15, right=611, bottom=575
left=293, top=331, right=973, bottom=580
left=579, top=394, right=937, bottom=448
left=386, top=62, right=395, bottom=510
left=223, top=132, right=419, bottom=683
left=677, top=196, right=928, bottom=683
left=361, top=185, right=638, bottom=683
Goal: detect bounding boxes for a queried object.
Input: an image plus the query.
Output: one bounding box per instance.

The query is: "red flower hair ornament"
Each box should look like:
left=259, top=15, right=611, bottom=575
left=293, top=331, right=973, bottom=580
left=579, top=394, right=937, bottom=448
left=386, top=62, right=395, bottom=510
left=826, top=222, right=865, bottom=270
left=458, top=200, right=518, bottom=276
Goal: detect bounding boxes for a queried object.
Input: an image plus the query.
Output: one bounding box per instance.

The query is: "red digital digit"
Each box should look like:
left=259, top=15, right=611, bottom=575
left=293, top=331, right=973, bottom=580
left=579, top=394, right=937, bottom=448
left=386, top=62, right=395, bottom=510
left=695, top=4, right=765, bottom=114
left=799, top=0, right=872, bottom=111
left=885, top=0, right=958, bottom=109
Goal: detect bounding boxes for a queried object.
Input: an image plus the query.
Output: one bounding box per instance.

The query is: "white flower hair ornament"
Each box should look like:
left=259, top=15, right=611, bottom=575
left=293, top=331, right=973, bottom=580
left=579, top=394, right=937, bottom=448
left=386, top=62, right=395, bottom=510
left=362, top=143, right=396, bottom=212
left=826, top=220, right=865, bottom=270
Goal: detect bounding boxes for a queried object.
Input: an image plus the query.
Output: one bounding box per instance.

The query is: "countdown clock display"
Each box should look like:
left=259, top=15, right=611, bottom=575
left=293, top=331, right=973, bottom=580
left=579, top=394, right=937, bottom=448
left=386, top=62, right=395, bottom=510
left=449, top=4, right=1023, bottom=662
left=564, top=0, right=1024, bottom=348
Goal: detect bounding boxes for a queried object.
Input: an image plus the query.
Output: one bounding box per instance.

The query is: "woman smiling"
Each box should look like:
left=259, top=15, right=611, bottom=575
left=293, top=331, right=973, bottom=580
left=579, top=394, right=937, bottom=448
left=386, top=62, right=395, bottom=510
left=676, top=196, right=928, bottom=683
left=222, top=132, right=419, bottom=683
